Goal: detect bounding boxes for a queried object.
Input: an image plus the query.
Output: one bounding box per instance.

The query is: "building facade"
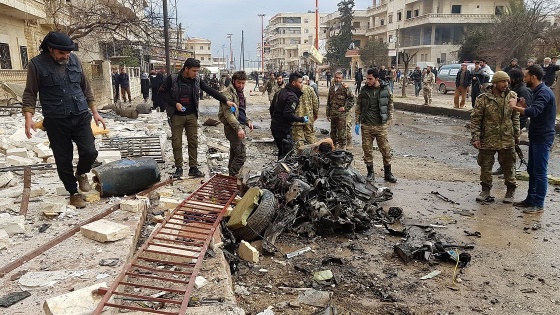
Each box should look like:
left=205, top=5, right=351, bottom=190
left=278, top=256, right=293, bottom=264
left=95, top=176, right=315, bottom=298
left=319, top=0, right=511, bottom=70
left=264, top=12, right=327, bottom=72
left=186, top=37, right=212, bottom=67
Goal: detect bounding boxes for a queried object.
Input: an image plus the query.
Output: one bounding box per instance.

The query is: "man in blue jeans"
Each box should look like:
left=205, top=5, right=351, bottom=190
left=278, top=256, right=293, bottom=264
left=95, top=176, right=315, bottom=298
left=509, top=65, right=557, bottom=214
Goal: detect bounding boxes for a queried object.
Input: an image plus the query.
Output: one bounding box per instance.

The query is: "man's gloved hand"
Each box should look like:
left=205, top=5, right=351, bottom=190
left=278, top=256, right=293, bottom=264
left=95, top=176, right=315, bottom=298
left=230, top=106, right=236, bottom=113
left=355, top=124, right=360, bottom=135
left=181, top=106, right=186, bottom=112
left=303, top=116, right=309, bottom=123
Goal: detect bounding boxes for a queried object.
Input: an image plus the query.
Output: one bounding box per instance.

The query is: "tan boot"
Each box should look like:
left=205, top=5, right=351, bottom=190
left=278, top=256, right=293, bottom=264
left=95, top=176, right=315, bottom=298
left=476, top=187, right=491, bottom=202
left=76, top=173, right=91, bottom=192
left=503, top=187, right=515, bottom=204
left=70, top=193, right=86, bottom=209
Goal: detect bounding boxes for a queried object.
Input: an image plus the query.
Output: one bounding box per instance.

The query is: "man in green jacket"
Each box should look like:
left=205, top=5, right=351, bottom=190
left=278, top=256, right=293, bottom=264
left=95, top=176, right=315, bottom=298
left=470, top=71, right=520, bottom=203
left=355, top=68, right=397, bottom=183
left=218, top=71, right=254, bottom=176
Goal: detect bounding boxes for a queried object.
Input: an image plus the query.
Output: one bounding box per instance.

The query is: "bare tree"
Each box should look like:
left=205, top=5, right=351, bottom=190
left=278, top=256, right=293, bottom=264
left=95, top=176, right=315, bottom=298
left=360, top=38, right=389, bottom=68
left=399, top=51, right=418, bottom=97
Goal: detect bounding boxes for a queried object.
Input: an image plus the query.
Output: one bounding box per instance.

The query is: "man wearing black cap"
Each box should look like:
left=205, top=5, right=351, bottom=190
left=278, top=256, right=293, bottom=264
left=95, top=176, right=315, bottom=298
left=502, top=58, right=521, bottom=74
left=22, top=31, right=106, bottom=209
left=159, top=58, right=236, bottom=178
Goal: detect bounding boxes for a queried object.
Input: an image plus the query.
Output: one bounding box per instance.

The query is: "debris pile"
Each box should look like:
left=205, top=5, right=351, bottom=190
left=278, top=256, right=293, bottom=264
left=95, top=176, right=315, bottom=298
left=239, top=148, right=394, bottom=252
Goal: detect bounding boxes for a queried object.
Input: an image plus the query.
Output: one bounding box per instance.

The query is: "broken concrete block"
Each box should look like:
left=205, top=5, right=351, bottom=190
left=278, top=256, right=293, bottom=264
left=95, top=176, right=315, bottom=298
left=0, top=198, right=15, bottom=211
left=29, top=186, right=46, bottom=198
left=119, top=199, right=146, bottom=213
left=159, top=197, right=181, bottom=210
left=238, top=240, right=259, bottom=263
left=32, top=143, right=53, bottom=158
left=0, top=229, right=11, bottom=250
left=6, top=147, right=29, bottom=158
left=157, top=188, right=174, bottom=197
left=43, top=282, right=110, bottom=315
left=0, top=213, right=25, bottom=235
left=0, top=171, right=14, bottom=188
left=43, top=202, right=67, bottom=216
left=195, top=276, right=208, bottom=289
left=80, top=219, right=131, bottom=242
left=82, top=190, right=100, bottom=202
left=97, top=150, right=121, bottom=164
left=6, top=155, right=35, bottom=166
left=46, top=156, right=56, bottom=164
left=227, top=187, right=262, bottom=229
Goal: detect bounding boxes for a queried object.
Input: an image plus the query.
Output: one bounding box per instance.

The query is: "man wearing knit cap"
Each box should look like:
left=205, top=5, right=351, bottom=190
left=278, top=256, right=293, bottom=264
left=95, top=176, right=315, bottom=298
left=470, top=71, right=520, bottom=203
left=22, top=31, right=106, bottom=209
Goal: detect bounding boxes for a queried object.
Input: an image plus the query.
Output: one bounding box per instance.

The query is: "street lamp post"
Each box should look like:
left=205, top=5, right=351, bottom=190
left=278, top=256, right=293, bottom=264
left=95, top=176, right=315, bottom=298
left=258, top=14, right=266, bottom=77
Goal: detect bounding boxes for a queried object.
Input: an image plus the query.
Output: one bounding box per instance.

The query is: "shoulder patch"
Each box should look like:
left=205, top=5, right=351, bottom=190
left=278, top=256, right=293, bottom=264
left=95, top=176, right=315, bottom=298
left=290, top=102, right=297, bottom=110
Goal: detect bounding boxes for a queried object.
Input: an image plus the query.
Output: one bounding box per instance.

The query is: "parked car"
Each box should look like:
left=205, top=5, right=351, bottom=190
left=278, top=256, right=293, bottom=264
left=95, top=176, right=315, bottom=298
left=435, top=63, right=494, bottom=94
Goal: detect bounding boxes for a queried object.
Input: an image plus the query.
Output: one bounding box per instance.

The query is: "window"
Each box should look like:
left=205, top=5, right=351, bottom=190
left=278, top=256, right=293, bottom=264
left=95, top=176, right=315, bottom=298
left=451, top=5, right=461, bottom=14
left=406, top=10, right=412, bottom=19
left=20, top=46, right=28, bottom=69
left=305, top=29, right=309, bottom=33
left=414, top=9, right=419, bottom=17
left=200, top=46, right=203, bottom=50
left=397, top=11, right=402, bottom=21
left=388, top=14, right=393, bottom=23
left=353, top=22, right=361, bottom=28
left=495, top=6, right=504, bottom=15
left=380, top=19, right=385, bottom=26
left=0, top=43, right=12, bottom=69
left=304, top=19, right=308, bottom=23
left=201, top=57, right=204, bottom=61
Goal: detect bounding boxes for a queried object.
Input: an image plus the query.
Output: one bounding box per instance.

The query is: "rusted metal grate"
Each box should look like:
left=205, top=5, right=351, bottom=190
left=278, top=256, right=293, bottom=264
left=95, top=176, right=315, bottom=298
left=92, top=174, right=238, bottom=315
left=100, top=136, right=164, bottom=163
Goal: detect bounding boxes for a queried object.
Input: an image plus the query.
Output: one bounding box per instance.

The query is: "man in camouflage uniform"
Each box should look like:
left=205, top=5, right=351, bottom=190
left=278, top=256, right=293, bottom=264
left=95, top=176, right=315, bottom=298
left=218, top=71, right=254, bottom=177
left=292, top=75, right=319, bottom=148
left=422, top=66, right=436, bottom=105
left=326, top=71, right=354, bottom=149
left=268, top=73, right=285, bottom=104
left=355, top=68, right=397, bottom=183
left=263, top=72, right=275, bottom=96
left=471, top=71, right=520, bottom=203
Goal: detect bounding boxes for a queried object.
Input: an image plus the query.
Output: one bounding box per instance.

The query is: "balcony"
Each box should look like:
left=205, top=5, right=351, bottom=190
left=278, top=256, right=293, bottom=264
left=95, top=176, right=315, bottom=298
left=0, top=0, right=46, bottom=20
left=404, top=13, right=495, bottom=27
left=352, top=28, right=368, bottom=36
left=366, top=2, right=387, bottom=15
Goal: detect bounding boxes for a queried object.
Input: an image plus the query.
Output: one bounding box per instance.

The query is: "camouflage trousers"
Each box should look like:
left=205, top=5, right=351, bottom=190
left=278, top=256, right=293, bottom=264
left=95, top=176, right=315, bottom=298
left=330, top=114, right=348, bottom=149
left=224, top=124, right=247, bottom=177
left=477, top=148, right=517, bottom=189
left=171, top=114, right=198, bottom=168
left=423, top=86, right=433, bottom=105
left=361, top=124, right=392, bottom=166
left=346, top=112, right=353, bottom=148
left=292, top=123, right=317, bottom=149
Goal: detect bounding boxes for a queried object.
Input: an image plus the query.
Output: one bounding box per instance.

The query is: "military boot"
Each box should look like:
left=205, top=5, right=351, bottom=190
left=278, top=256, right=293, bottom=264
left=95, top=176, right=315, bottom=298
left=70, top=193, right=86, bottom=209
left=384, top=165, right=397, bottom=183
left=366, top=165, right=374, bottom=182
left=172, top=167, right=183, bottom=179
left=503, top=186, right=516, bottom=204
left=476, top=186, right=491, bottom=202
left=76, top=173, right=91, bottom=192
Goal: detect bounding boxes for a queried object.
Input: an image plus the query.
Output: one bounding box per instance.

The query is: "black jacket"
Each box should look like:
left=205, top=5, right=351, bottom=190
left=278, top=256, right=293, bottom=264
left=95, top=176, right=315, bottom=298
left=270, top=84, right=305, bottom=131
left=455, top=70, right=472, bottom=88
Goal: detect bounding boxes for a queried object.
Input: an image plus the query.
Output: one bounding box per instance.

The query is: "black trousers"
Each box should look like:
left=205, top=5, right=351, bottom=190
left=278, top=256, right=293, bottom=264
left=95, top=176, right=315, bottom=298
left=43, top=112, right=98, bottom=194
left=272, top=129, right=293, bottom=160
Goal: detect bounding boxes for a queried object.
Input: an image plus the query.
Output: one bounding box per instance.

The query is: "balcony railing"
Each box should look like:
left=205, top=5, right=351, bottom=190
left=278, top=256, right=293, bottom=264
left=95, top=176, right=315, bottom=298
left=0, top=70, right=27, bottom=83
left=404, top=13, right=495, bottom=26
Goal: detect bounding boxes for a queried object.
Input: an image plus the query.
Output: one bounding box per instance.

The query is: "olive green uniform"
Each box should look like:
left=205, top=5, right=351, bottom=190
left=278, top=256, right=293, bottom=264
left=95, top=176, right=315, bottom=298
left=218, top=85, right=251, bottom=176
left=326, top=83, right=354, bottom=149
left=292, top=85, right=319, bottom=148
left=356, top=83, right=394, bottom=166
left=471, top=89, right=520, bottom=190
left=268, top=81, right=285, bottom=103
left=422, top=72, right=435, bottom=105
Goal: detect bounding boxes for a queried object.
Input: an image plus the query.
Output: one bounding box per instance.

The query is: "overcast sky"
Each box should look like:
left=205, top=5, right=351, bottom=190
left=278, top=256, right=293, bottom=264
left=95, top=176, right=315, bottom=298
left=176, top=0, right=371, bottom=66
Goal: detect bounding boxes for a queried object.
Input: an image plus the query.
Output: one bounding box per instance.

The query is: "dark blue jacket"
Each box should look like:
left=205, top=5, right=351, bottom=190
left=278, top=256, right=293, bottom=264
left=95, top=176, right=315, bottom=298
left=525, top=82, right=557, bottom=143
left=118, top=72, right=130, bottom=87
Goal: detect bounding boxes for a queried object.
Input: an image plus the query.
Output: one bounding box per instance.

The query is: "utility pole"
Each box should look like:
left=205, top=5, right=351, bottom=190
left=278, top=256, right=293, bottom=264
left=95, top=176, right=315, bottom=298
left=163, top=0, right=171, bottom=74
left=222, top=44, right=226, bottom=69
left=258, top=14, right=266, bottom=76
left=241, top=30, right=244, bottom=71
left=227, top=33, right=233, bottom=70
left=315, top=0, right=319, bottom=49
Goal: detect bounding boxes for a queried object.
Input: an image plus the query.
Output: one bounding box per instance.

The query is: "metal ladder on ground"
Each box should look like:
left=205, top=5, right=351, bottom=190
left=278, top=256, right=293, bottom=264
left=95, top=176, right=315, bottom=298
left=92, top=174, right=238, bottom=315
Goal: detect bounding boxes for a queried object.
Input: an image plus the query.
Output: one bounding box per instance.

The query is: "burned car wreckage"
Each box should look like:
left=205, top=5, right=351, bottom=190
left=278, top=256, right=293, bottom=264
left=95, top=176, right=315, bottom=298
left=229, top=144, right=394, bottom=252
left=221, top=141, right=473, bottom=268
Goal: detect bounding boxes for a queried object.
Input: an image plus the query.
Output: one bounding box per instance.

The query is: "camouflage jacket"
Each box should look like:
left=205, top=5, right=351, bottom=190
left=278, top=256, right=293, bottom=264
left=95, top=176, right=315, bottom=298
left=294, top=85, right=319, bottom=126
left=218, top=84, right=250, bottom=131
left=268, top=81, right=285, bottom=102
left=326, top=83, right=354, bottom=117
left=470, top=89, right=520, bottom=150
left=422, top=72, right=435, bottom=87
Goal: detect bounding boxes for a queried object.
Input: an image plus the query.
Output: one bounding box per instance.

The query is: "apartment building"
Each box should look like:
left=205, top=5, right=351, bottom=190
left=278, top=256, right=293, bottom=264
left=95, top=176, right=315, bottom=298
left=186, top=37, right=212, bottom=67
left=264, top=12, right=327, bottom=72
left=320, top=0, right=511, bottom=70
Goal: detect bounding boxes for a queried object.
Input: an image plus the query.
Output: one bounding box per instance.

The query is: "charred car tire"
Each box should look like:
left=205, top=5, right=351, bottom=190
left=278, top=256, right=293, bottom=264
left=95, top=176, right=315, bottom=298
left=233, top=189, right=277, bottom=242
left=439, top=83, right=447, bottom=94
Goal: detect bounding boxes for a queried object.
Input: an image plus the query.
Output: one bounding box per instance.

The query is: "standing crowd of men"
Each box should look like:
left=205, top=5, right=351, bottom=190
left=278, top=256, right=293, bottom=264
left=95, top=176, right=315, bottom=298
left=20, top=31, right=557, bottom=215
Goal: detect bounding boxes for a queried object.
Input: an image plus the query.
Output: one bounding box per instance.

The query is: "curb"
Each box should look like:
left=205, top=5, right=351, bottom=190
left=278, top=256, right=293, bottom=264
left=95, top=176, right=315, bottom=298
left=394, top=101, right=472, bottom=120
